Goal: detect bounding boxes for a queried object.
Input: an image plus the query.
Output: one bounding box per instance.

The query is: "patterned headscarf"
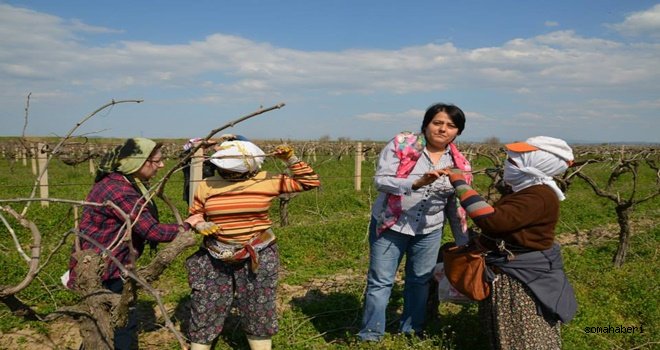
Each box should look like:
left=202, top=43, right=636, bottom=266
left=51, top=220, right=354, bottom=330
left=96, top=138, right=156, bottom=182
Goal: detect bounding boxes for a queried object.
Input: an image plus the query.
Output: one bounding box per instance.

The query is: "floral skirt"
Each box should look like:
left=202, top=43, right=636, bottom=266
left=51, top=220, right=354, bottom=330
left=185, top=243, right=279, bottom=344
left=480, top=273, right=561, bottom=350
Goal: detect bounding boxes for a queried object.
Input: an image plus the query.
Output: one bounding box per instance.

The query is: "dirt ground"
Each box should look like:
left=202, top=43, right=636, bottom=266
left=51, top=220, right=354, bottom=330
left=0, top=271, right=365, bottom=350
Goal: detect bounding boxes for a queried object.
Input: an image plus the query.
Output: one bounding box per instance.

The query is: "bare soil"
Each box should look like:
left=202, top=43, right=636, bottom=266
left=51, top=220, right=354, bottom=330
left=0, top=270, right=366, bottom=350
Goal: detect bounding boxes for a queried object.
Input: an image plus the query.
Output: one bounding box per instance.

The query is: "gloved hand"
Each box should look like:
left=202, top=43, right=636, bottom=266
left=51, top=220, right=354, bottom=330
left=274, top=145, right=295, bottom=160
left=194, top=221, right=220, bottom=236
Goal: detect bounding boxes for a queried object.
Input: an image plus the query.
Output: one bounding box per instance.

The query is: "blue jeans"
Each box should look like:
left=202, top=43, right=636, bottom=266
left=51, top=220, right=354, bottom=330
left=358, top=218, right=442, bottom=341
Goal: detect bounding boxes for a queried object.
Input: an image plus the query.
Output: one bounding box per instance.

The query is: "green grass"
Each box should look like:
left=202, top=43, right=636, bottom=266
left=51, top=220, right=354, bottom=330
left=1, top=147, right=659, bottom=349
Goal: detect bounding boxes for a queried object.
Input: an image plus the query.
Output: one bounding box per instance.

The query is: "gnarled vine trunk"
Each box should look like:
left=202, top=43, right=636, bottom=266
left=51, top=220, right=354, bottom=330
left=613, top=206, right=632, bottom=267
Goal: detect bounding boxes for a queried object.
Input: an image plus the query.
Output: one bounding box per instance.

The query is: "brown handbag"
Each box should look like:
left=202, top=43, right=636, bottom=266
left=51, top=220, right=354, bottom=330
left=441, top=241, right=491, bottom=301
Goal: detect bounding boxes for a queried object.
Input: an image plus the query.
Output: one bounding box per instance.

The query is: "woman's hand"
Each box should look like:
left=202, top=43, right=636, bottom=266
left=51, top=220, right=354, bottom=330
left=412, top=170, right=443, bottom=190
left=185, top=214, right=220, bottom=236
left=194, top=221, right=220, bottom=236
left=184, top=213, right=205, bottom=227
left=274, top=145, right=295, bottom=161
left=438, top=168, right=466, bottom=183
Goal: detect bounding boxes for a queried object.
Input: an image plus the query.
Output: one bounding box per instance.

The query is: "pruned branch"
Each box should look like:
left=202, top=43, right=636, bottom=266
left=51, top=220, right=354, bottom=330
left=0, top=198, right=131, bottom=297
left=155, top=102, right=286, bottom=197
left=0, top=210, right=30, bottom=262
left=0, top=205, right=42, bottom=297
left=20, top=99, right=144, bottom=216
left=0, top=196, right=190, bottom=349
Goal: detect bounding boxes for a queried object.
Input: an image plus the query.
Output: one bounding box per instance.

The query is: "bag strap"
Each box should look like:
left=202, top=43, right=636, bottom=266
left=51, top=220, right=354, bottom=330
left=468, top=231, right=520, bottom=261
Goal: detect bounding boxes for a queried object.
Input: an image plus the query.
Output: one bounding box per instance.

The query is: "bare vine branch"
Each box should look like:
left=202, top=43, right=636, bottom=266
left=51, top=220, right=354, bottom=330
left=0, top=198, right=130, bottom=297
left=75, top=231, right=189, bottom=349
left=20, top=99, right=144, bottom=216
left=0, top=211, right=30, bottom=262
left=154, top=102, right=286, bottom=197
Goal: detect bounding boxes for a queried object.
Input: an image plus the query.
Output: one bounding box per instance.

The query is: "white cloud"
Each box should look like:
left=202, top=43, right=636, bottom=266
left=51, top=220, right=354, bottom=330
left=68, top=19, right=124, bottom=34
left=2, top=2, right=658, bottom=103
left=544, top=21, right=559, bottom=27
left=608, top=4, right=660, bottom=37
left=0, top=3, right=658, bottom=143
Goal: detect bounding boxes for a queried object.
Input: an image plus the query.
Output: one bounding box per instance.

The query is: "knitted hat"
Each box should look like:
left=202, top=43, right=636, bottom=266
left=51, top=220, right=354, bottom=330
left=209, top=140, right=265, bottom=173
left=506, top=136, right=574, bottom=162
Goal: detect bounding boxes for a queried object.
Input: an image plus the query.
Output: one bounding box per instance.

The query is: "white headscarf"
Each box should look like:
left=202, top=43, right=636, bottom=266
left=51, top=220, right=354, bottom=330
left=209, top=140, right=265, bottom=173
left=504, top=149, right=570, bottom=200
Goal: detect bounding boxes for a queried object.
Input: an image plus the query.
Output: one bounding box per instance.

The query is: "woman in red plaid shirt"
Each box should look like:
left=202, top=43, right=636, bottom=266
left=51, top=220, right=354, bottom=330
left=66, top=137, right=205, bottom=350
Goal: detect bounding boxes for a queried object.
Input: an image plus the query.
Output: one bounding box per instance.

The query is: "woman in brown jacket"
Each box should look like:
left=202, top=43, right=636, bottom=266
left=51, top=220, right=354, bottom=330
left=442, top=136, right=578, bottom=350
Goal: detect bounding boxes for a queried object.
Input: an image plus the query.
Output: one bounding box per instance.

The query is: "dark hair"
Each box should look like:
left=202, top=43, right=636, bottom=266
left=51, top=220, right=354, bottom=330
left=421, top=103, right=466, bottom=135
left=217, top=168, right=258, bottom=181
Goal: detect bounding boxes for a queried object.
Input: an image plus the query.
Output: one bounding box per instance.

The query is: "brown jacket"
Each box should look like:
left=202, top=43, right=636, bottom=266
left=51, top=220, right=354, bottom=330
left=476, top=184, right=559, bottom=251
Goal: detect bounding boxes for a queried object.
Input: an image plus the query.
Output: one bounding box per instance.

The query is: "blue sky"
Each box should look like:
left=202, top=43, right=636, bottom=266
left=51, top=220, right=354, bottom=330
left=1, top=1, right=659, bottom=143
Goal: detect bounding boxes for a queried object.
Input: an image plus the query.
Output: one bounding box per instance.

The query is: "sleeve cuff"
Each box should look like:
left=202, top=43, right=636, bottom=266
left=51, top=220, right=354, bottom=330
left=450, top=178, right=468, bottom=187
left=286, top=156, right=301, bottom=166
left=402, top=178, right=415, bottom=195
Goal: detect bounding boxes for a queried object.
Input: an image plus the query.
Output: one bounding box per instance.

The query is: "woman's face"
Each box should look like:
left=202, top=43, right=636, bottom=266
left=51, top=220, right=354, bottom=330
left=423, top=111, right=459, bottom=150
left=134, top=149, right=164, bottom=181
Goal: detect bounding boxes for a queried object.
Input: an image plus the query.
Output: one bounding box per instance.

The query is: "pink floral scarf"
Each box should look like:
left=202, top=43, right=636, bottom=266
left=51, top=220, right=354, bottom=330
left=377, top=132, right=472, bottom=234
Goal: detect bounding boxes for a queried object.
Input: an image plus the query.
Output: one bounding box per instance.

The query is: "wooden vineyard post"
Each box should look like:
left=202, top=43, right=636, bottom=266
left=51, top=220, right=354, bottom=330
left=355, top=142, right=362, bottom=191
left=37, top=142, right=49, bottom=207
left=188, top=148, right=204, bottom=206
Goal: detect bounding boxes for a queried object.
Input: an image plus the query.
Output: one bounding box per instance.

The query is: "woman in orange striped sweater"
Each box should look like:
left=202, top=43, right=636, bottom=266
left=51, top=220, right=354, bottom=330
left=185, top=137, right=320, bottom=350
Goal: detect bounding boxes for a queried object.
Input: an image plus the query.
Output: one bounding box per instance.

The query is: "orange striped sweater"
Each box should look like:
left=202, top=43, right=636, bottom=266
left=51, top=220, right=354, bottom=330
left=190, top=161, right=320, bottom=243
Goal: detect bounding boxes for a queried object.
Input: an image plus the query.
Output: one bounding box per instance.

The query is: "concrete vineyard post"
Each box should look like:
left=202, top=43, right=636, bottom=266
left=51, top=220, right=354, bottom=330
left=354, top=142, right=362, bottom=192
left=37, top=142, right=49, bottom=207
left=188, top=148, right=204, bottom=206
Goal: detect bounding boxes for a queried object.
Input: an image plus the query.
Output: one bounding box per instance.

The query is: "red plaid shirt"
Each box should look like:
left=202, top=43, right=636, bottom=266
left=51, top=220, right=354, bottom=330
left=67, top=172, right=187, bottom=287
